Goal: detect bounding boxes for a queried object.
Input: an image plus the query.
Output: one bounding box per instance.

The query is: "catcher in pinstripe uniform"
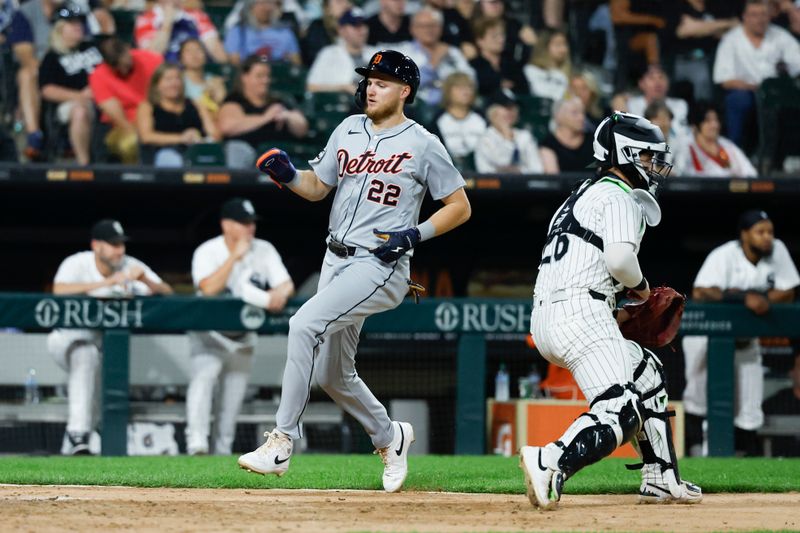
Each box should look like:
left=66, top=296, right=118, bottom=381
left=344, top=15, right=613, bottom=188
left=521, top=112, right=702, bottom=509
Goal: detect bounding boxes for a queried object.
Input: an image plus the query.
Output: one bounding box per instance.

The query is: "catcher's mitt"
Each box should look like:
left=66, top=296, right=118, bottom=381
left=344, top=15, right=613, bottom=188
left=618, top=286, right=685, bottom=348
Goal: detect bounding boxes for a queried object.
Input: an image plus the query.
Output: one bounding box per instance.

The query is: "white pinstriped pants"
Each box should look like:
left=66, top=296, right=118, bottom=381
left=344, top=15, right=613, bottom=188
left=530, top=293, right=633, bottom=403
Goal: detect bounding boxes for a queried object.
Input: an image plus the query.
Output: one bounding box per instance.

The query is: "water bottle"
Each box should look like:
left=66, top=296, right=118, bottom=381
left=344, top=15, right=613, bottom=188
left=495, top=364, right=510, bottom=402
left=527, top=365, right=542, bottom=399
left=24, top=368, right=40, bottom=405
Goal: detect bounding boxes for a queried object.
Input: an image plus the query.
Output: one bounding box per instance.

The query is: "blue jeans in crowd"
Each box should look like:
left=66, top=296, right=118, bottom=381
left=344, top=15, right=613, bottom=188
left=724, top=89, right=756, bottom=147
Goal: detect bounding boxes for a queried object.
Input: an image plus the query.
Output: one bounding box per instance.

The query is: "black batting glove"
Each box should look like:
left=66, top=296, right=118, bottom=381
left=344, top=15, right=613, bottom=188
left=256, top=148, right=297, bottom=188
left=370, top=228, right=421, bottom=263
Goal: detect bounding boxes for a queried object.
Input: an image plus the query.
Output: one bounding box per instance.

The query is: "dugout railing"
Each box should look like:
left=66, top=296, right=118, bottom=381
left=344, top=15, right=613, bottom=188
left=0, top=293, right=797, bottom=457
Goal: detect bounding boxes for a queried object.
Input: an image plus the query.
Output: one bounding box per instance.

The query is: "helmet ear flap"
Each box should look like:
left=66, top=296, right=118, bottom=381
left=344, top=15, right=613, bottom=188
left=354, top=78, right=367, bottom=111
left=603, top=120, right=616, bottom=165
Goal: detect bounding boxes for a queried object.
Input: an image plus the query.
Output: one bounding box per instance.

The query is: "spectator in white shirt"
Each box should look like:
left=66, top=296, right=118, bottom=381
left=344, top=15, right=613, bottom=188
left=431, top=72, right=486, bottom=168
left=626, top=64, right=691, bottom=141
left=395, top=7, right=474, bottom=106
left=474, top=90, right=543, bottom=174
left=306, top=8, right=372, bottom=93
left=523, top=29, right=571, bottom=102
left=713, top=0, right=800, bottom=147
left=684, top=101, right=757, bottom=177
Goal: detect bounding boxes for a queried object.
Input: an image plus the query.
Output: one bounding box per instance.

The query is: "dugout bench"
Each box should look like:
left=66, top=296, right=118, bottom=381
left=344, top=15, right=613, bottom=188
left=0, top=294, right=798, bottom=457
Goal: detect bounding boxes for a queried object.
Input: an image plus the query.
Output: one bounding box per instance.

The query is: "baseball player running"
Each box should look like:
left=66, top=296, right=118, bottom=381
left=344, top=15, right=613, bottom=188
left=683, top=210, right=799, bottom=455
left=520, top=112, right=701, bottom=509
left=238, top=50, right=471, bottom=492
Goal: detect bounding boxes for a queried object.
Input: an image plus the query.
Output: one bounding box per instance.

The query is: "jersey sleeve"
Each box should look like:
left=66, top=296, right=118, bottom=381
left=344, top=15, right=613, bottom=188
left=772, top=239, right=800, bottom=291
left=53, top=255, right=81, bottom=284
left=599, top=193, right=643, bottom=247
left=420, top=133, right=465, bottom=200
left=693, top=246, right=728, bottom=289
left=310, top=117, right=353, bottom=187
left=262, top=243, right=292, bottom=288
left=191, top=243, right=222, bottom=287
left=127, top=257, right=163, bottom=295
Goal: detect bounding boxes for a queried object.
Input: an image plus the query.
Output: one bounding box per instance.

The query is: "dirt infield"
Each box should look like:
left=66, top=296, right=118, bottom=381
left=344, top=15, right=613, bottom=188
left=2, top=485, right=798, bottom=532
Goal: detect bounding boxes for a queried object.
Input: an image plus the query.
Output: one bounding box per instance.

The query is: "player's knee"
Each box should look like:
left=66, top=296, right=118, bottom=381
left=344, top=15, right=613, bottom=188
left=589, top=384, right=642, bottom=444
left=191, top=358, right=223, bottom=383
left=69, top=343, right=101, bottom=370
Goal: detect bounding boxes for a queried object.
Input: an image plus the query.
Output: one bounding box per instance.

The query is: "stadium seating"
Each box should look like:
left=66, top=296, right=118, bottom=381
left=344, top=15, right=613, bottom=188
left=186, top=142, right=226, bottom=166
left=756, top=76, right=800, bottom=175
left=515, top=95, right=554, bottom=142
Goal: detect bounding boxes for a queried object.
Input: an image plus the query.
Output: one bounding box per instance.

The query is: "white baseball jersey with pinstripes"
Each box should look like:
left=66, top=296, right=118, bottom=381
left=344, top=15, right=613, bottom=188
left=535, top=176, right=646, bottom=298
left=530, top=175, right=647, bottom=402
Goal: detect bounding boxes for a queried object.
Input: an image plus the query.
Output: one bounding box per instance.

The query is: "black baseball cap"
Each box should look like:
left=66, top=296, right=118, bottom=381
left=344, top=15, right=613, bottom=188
left=91, top=219, right=129, bottom=244
left=738, top=209, right=770, bottom=231
left=339, top=8, right=366, bottom=26
left=221, top=198, right=260, bottom=223
left=487, top=89, right=518, bottom=109
left=52, top=3, right=87, bottom=23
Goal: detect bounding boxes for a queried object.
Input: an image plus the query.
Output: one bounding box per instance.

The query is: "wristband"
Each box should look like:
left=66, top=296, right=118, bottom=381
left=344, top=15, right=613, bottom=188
left=416, top=220, right=436, bottom=242
left=722, top=290, right=746, bottom=303
left=631, top=277, right=648, bottom=291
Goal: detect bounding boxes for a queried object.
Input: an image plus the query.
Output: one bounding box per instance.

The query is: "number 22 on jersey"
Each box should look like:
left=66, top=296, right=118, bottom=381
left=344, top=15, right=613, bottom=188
left=366, top=178, right=402, bottom=207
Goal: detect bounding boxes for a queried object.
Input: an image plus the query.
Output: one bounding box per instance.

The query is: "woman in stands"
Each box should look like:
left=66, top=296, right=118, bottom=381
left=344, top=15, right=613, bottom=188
left=685, top=101, right=757, bottom=178
left=568, top=70, right=604, bottom=129
left=136, top=63, right=219, bottom=167
left=179, top=38, right=227, bottom=117
left=217, top=54, right=308, bottom=168
left=431, top=72, right=487, bottom=170
left=539, top=96, right=593, bottom=174
left=38, top=7, right=103, bottom=165
left=523, top=29, right=571, bottom=102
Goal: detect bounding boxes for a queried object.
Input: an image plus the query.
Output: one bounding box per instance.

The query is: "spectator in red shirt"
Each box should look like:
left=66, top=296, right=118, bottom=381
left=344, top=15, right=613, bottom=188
left=89, top=38, right=163, bottom=163
left=135, top=0, right=227, bottom=64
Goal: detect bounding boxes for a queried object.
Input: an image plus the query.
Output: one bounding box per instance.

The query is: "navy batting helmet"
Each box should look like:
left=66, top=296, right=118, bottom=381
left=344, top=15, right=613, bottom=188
left=354, top=50, right=420, bottom=109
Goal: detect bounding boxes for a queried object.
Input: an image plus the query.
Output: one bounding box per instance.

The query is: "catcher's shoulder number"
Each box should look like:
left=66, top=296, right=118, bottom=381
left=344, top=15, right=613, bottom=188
left=541, top=234, right=569, bottom=265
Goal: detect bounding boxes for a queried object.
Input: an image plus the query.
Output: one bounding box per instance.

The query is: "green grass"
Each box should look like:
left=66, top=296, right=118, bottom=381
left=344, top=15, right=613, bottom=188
left=1, top=455, right=799, bottom=494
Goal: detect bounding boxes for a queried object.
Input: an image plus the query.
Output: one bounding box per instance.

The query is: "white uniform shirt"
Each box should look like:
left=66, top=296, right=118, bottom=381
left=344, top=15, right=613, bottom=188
left=626, top=95, right=691, bottom=141
left=474, top=127, right=544, bottom=174
left=535, top=177, right=645, bottom=297
left=713, top=25, right=800, bottom=86
left=523, top=65, right=568, bottom=102
left=395, top=41, right=475, bottom=105
left=54, top=251, right=162, bottom=297
left=693, top=239, right=800, bottom=293
left=192, top=236, right=291, bottom=297
left=306, top=42, right=375, bottom=88
left=684, top=135, right=757, bottom=178
left=434, top=110, right=487, bottom=157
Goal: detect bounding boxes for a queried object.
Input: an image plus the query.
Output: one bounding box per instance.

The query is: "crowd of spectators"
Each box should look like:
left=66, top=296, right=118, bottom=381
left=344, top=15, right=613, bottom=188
left=1, top=0, right=800, bottom=174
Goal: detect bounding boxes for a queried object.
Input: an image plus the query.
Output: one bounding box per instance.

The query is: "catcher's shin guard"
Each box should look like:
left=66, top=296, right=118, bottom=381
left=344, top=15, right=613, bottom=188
left=627, top=343, right=702, bottom=503
left=542, top=383, right=643, bottom=479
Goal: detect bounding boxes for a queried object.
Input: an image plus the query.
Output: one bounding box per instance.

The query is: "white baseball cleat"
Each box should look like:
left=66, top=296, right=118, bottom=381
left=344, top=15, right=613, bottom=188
left=638, top=479, right=703, bottom=504
left=237, top=429, right=293, bottom=477
left=375, top=421, right=415, bottom=493
left=519, top=446, right=563, bottom=510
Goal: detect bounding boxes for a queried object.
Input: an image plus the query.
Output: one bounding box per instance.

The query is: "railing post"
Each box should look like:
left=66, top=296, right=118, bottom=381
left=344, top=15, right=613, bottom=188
left=455, top=333, right=486, bottom=454
left=102, top=329, right=130, bottom=456
left=707, top=337, right=735, bottom=456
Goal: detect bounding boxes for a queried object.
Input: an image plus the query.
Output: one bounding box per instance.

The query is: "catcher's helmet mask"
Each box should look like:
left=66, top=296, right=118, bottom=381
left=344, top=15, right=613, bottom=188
left=354, top=50, right=421, bottom=110
left=592, top=112, right=672, bottom=198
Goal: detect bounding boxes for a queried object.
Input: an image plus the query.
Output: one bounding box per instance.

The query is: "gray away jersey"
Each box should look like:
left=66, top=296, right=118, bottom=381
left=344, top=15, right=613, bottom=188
left=309, top=114, right=465, bottom=252
left=534, top=176, right=646, bottom=297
